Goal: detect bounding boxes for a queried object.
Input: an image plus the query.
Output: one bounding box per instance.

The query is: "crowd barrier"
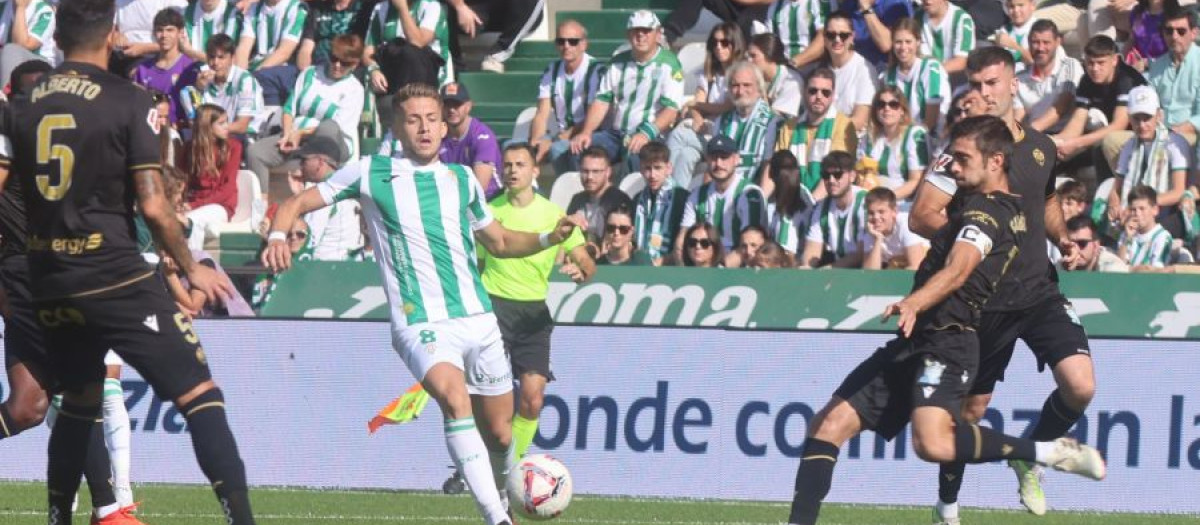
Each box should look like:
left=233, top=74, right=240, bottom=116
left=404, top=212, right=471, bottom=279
left=1, top=320, right=1198, bottom=514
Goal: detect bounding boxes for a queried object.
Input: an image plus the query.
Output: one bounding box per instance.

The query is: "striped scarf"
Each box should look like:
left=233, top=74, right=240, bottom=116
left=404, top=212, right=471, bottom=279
left=1121, top=127, right=1174, bottom=201
left=789, top=105, right=839, bottom=191
left=634, top=181, right=680, bottom=261
left=717, top=99, right=775, bottom=178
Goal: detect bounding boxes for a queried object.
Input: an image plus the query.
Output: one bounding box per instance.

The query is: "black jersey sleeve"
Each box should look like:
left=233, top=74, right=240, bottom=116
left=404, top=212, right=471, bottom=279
left=1114, top=64, right=1148, bottom=107
left=955, top=195, right=1016, bottom=261
left=0, top=100, right=10, bottom=168
left=128, top=89, right=163, bottom=172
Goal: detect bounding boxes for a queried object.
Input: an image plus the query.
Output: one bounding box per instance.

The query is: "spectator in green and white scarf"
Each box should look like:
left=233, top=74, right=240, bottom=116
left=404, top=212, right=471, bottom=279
left=1107, top=85, right=1190, bottom=240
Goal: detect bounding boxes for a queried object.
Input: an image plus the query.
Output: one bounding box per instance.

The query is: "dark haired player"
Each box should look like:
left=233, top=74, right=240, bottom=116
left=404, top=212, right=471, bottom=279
left=0, top=0, right=256, bottom=523
left=786, top=116, right=1105, bottom=525
left=910, top=46, right=1096, bottom=522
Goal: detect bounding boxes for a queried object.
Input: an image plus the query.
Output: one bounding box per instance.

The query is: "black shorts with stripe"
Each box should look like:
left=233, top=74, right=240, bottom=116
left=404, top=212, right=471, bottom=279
left=491, top=295, right=555, bottom=382
left=970, top=294, right=1091, bottom=396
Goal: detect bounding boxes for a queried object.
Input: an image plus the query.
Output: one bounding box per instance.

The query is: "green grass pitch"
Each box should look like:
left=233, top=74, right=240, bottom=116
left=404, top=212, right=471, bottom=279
left=1, top=482, right=1198, bottom=525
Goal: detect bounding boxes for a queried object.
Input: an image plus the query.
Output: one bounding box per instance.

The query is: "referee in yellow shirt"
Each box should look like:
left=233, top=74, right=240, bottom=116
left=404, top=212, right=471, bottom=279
left=482, top=143, right=595, bottom=460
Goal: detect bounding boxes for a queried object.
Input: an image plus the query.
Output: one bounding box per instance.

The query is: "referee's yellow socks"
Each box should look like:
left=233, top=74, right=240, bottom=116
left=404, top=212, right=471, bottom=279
left=512, top=415, right=539, bottom=459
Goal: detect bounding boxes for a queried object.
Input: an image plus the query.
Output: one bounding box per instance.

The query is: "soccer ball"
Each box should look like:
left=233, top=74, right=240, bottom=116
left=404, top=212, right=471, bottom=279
left=506, top=454, right=573, bottom=520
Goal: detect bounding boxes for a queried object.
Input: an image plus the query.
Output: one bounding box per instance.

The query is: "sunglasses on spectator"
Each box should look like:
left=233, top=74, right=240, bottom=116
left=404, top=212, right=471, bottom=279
left=821, top=170, right=847, bottom=180
left=1162, top=26, right=1191, bottom=36
left=330, top=57, right=359, bottom=68
left=555, top=37, right=583, bottom=46
left=824, top=31, right=853, bottom=42
left=288, top=231, right=308, bottom=241
left=874, top=99, right=903, bottom=110
left=606, top=224, right=632, bottom=235
left=686, top=238, right=713, bottom=249
left=711, top=38, right=733, bottom=48
left=1071, top=238, right=1094, bottom=249
left=807, top=87, right=833, bottom=98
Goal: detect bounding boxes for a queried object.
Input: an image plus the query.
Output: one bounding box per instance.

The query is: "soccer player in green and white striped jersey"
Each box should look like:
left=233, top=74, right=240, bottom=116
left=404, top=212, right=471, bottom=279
left=531, top=19, right=606, bottom=173
left=766, top=0, right=836, bottom=69
left=181, top=34, right=265, bottom=136
left=918, top=0, right=975, bottom=76
left=180, top=0, right=242, bottom=62
left=364, top=0, right=454, bottom=90
left=0, top=0, right=57, bottom=65
left=235, top=0, right=307, bottom=71
left=571, top=10, right=684, bottom=171
left=265, top=84, right=579, bottom=525
left=881, top=17, right=950, bottom=135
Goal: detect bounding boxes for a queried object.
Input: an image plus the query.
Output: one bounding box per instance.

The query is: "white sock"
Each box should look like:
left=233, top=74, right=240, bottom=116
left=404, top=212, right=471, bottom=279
left=1034, top=441, right=1057, bottom=463
left=445, top=418, right=508, bottom=525
left=937, top=500, right=959, bottom=519
left=102, top=378, right=134, bottom=507
left=94, top=502, right=120, bottom=519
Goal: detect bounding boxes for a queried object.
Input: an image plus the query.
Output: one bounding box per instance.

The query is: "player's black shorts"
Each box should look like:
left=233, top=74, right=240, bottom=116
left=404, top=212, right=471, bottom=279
left=835, top=329, right=979, bottom=440
left=491, top=295, right=555, bottom=381
left=0, top=254, right=55, bottom=391
left=970, top=294, right=1091, bottom=396
left=34, top=272, right=212, bottom=400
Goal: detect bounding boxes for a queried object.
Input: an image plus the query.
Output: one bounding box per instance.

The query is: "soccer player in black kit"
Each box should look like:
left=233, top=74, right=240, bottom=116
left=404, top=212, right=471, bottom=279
left=0, top=0, right=256, bottom=523
left=911, top=47, right=1097, bottom=523
left=785, top=116, right=1105, bottom=525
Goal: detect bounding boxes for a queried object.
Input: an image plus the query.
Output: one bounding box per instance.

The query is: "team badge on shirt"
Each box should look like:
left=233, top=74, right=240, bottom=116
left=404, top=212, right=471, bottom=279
left=1033, top=148, right=1045, bottom=166
left=147, top=108, right=161, bottom=134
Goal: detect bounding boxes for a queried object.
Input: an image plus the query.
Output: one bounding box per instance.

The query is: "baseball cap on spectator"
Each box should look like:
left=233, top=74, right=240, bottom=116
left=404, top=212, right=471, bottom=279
left=706, top=135, right=738, bottom=157
left=440, top=82, right=471, bottom=104
left=627, top=10, right=661, bottom=30
left=285, top=135, right=345, bottom=171
left=1127, top=85, right=1159, bottom=117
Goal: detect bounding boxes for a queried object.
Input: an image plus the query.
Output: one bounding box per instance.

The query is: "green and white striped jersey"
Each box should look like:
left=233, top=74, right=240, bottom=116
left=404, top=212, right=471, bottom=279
left=998, top=18, right=1034, bottom=64
left=185, top=0, right=242, bottom=55
left=919, top=3, right=975, bottom=62
left=1121, top=223, right=1174, bottom=268
left=805, top=187, right=868, bottom=260
left=242, top=0, right=307, bottom=68
left=713, top=99, right=779, bottom=179
left=768, top=200, right=813, bottom=254
left=366, top=0, right=453, bottom=86
left=861, top=125, right=930, bottom=190
left=680, top=175, right=768, bottom=249
left=284, top=65, right=365, bottom=154
left=0, top=0, right=56, bottom=62
left=595, top=47, right=685, bottom=137
left=881, top=57, right=950, bottom=128
left=319, top=155, right=494, bottom=326
left=180, top=65, right=265, bottom=134
left=767, top=0, right=834, bottom=59
left=538, top=54, right=606, bottom=133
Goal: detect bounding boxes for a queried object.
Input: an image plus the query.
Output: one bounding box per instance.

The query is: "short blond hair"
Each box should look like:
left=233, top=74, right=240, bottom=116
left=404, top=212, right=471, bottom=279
left=392, top=83, right=442, bottom=113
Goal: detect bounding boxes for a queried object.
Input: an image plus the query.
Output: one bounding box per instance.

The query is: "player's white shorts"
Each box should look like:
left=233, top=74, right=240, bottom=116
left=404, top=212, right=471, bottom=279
left=104, top=350, right=125, bottom=366
left=391, top=313, right=513, bottom=396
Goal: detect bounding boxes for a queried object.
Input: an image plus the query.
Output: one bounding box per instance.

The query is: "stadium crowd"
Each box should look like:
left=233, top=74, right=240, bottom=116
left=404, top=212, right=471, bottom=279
left=0, top=0, right=1196, bottom=317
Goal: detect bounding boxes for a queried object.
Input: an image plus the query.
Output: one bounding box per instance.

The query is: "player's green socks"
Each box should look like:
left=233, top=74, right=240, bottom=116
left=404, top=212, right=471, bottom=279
left=1029, top=389, right=1084, bottom=441
left=512, top=415, right=539, bottom=459
left=954, top=423, right=1036, bottom=463
left=444, top=417, right=508, bottom=525
left=938, top=461, right=966, bottom=504
left=788, top=438, right=840, bottom=525
left=181, top=388, right=256, bottom=525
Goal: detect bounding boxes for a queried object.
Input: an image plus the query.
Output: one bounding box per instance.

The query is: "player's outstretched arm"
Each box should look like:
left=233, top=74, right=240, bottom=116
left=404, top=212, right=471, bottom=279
left=477, top=216, right=579, bottom=258
left=562, top=244, right=597, bottom=283
left=263, top=187, right=330, bottom=272
left=136, top=168, right=234, bottom=304
left=883, top=241, right=982, bottom=337
left=909, top=179, right=953, bottom=238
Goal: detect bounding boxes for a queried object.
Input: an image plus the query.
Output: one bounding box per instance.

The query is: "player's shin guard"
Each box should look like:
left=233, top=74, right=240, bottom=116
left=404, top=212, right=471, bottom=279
left=788, top=439, right=840, bottom=525
left=180, top=388, right=256, bottom=525
left=445, top=417, right=508, bottom=525
left=102, top=378, right=134, bottom=507
left=511, top=415, right=538, bottom=459
left=938, top=461, right=966, bottom=504
left=1029, top=389, right=1084, bottom=441
left=953, top=423, right=1036, bottom=463
left=47, top=402, right=101, bottom=525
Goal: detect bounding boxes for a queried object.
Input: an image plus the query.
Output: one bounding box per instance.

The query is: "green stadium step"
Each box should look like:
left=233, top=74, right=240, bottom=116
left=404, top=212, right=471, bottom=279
left=514, top=39, right=626, bottom=59
left=556, top=10, right=671, bottom=41
left=505, top=57, right=554, bottom=73
left=218, top=232, right=264, bottom=269
left=471, top=102, right=529, bottom=123
left=601, top=0, right=677, bottom=9
left=457, top=72, right=541, bottom=103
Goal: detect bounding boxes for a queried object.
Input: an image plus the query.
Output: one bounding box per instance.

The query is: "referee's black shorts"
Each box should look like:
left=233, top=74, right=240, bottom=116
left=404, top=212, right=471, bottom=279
left=970, top=294, right=1092, bottom=396
left=34, top=272, right=212, bottom=400
left=490, top=295, right=555, bottom=382
left=1, top=254, right=56, bottom=391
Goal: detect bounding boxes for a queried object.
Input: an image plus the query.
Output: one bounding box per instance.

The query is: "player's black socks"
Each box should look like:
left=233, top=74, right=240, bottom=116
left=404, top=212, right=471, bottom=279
left=0, top=405, right=16, bottom=440
left=788, top=438, right=840, bottom=525
left=181, top=388, right=256, bottom=525
left=47, top=402, right=100, bottom=525
left=1029, top=389, right=1084, bottom=441
left=84, top=420, right=119, bottom=509
left=937, top=461, right=966, bottom=504
left=954, top=423, right=1036, bottom=463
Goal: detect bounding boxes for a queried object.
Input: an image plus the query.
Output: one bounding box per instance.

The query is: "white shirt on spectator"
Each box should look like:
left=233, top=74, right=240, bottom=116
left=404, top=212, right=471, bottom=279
left=830, top=53, right=876, bottom=120
left=1115, top=129, right=1190, bottom=200
left=304, top=194, right=364, bottom=261
left=1017, top=48, right=1083, bottom=134
left=767, top=65, right=803, bottom=119
left=858, top=211, right=928, bottom=264
left=117, top=0, right=187, bottom=43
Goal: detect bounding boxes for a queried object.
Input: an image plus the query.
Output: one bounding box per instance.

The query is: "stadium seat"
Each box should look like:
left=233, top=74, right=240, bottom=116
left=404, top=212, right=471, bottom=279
left=1171, top=240, right=1195, bottom=264
left=550, top=171, right=582, bottom=211
left=619, top=172, right=645, bottom=198
left=678, top=42, right=707, bottom=95
left=213, top=170, right=265, bottom=236
left=510, top=106, right=539, bottom=143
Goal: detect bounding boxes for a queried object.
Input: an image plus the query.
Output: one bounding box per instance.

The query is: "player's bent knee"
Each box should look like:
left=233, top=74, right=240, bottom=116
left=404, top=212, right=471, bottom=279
left=174, top=379, right=218, bottom=408
left=962, top=394, right=991, bottom=423
left=811, top=399, right=861, bottom=443
left=6, top=398, right=49, bottom=430
left=911, top=430, right=955, bottom=463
